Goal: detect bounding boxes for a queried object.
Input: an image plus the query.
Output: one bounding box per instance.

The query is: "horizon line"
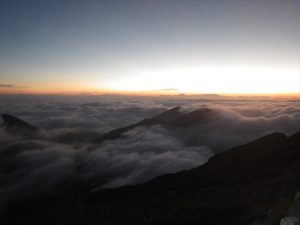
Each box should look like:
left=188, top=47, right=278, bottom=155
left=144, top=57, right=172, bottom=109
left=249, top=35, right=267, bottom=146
left=0, top=90, right=299, bottom=98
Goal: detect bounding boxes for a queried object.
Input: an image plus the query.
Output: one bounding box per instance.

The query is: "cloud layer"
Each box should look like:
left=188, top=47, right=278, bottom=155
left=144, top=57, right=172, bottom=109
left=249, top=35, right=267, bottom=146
left=0, top=94, right=299, bottom=210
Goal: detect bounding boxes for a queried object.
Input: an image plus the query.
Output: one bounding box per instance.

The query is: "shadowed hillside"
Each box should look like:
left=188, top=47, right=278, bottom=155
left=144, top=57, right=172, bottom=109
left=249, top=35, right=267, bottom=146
left=2, top=131, right=300, bottom=225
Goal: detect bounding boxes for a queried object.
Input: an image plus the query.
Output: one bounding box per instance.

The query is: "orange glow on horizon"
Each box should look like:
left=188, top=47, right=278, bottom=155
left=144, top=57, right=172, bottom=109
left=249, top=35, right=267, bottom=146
left=1, top=66, right=299, bottom=97
left=1, top=86, right=299, bottom=98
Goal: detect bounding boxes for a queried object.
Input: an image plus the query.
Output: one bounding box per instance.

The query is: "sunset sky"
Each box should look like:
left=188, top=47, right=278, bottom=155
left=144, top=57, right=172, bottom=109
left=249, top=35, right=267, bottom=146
left=0, top=0, right=299, bottom=95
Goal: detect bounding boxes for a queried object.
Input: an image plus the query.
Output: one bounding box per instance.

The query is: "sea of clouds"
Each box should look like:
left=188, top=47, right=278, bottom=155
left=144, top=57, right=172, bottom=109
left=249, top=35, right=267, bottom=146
left=0, top=94, right=299, bottom=210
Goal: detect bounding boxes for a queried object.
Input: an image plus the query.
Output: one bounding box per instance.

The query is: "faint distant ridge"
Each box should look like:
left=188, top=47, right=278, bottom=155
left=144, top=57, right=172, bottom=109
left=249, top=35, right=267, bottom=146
left=1, top=114, right=39, bottom=136
left=93, top=106, right=216, bottom=144
left=195, top=94, right=223, bottom=98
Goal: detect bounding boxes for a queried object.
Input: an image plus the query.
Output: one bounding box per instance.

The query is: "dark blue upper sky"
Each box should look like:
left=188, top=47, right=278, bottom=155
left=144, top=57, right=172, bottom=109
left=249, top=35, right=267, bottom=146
left=0, top=0, right=299, bottom=94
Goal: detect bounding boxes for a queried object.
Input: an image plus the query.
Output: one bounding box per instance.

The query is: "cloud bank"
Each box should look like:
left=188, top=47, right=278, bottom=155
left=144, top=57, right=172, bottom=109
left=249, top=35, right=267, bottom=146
left=0, top=94, right=299, bottom=210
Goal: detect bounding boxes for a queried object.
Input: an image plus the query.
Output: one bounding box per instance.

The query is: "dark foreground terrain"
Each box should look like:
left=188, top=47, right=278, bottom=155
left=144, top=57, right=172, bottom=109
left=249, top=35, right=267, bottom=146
left=1, top=129, right=300, bottom=225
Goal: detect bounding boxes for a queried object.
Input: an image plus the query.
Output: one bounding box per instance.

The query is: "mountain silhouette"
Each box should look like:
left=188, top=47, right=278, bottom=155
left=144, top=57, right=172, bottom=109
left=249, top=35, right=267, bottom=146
left=1, top=107, right=215, bottom=145
left=2, top=131, right=300, bottom=225
left=1, top=114, right=39, bottom=137
left=93, top=107, right=215, bottom=144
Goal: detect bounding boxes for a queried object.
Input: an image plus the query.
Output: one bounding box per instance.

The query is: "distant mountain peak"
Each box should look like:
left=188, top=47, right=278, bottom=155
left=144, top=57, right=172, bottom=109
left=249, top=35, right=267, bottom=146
left=1, top=114, right=39, bottom=136
left=93, top=107, right=216, bottom=145
left=152, top=106, right=182, bottom=123
left=168, top=108, right=215, bottom=127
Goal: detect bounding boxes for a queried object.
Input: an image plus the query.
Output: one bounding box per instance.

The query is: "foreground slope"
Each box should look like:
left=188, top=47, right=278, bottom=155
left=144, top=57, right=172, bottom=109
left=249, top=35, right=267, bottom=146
left=2, top=131, right=300, bottom=225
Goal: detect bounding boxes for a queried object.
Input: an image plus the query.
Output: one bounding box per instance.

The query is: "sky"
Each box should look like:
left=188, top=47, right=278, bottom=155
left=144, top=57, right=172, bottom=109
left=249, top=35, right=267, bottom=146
left=0, top=0, right=299, bottom=95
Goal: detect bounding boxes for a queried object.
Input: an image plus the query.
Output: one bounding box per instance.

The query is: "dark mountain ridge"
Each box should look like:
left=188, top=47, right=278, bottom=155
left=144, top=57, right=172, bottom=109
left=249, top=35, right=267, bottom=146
left=2, top=130, right=300, bottom=225
left=93, top=107, right=216, bottom=144
left=1, top=107, right=215, bottom=145
left=1, top=114, right=39, bottom=137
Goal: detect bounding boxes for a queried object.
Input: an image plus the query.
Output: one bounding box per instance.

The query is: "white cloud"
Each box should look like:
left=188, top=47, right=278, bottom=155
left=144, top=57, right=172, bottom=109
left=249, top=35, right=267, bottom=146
left=0, top=94, right=299, bottom=210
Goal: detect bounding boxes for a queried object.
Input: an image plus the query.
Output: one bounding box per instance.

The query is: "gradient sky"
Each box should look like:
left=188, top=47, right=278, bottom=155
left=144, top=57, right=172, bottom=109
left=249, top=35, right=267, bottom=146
left=0, top=0, right=299, bottom=94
